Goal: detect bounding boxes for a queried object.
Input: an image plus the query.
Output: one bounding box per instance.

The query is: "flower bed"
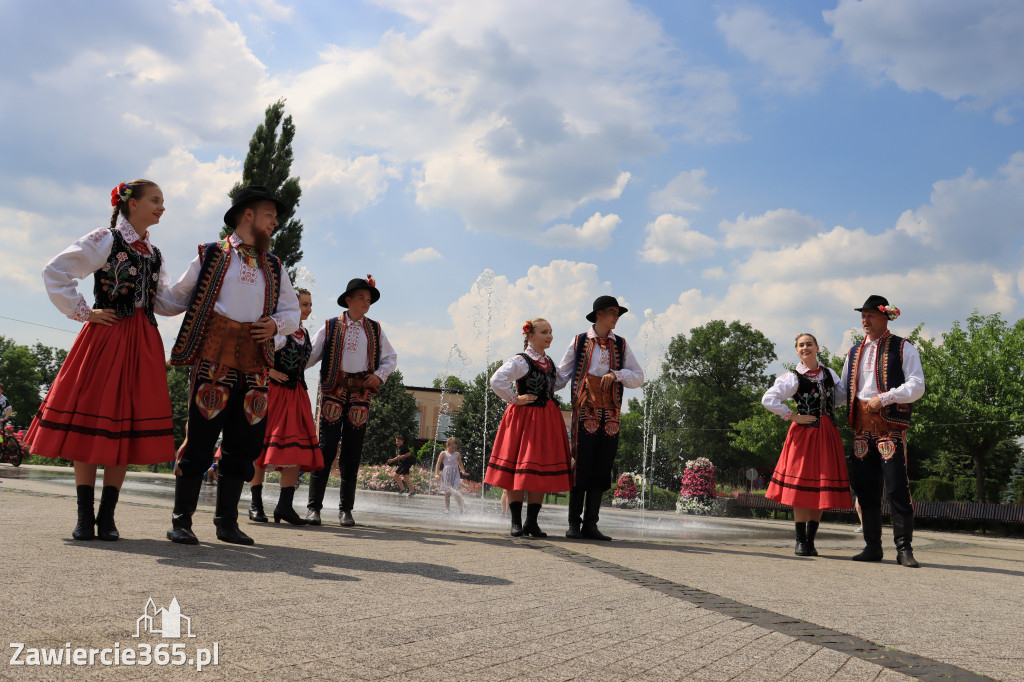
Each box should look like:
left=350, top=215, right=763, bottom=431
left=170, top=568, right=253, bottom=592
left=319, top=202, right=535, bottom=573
left=677, top=457, right=720, bottom=515
left=355, top=465, right=482, bottom=496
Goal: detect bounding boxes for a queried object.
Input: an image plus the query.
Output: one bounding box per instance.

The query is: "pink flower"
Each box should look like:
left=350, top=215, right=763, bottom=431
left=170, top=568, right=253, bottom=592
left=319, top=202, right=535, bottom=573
left=116, top=252, right=128, bottom=262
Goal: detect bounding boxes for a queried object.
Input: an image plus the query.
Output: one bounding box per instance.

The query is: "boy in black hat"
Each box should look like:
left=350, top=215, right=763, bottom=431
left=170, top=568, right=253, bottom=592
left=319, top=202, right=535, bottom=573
left=161, top=185, right=301, bottom=545
left=556, top=295, right=644, bottom=540
left=838, top=295, right=925, bottom=567
left=304, top=275, right=398, bottom=526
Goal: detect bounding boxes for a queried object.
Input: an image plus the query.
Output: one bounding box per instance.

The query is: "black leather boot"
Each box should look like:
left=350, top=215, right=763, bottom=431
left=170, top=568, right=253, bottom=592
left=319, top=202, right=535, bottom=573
left=339, top=479, right=357, bottom=527
left=509, top=501, right=525, bottom=537
left=581, top=490, right=611, bottom=541
left=565, top=489, right=584, bottom=539
left=72, top=485, right=95, bottom=541
left=214, top=476, right=254, bottom=545
left=523, top=502, right=547, bottom=538
left=794, top=522, right=811, bottom=556
left=852, top=506, right=884, bottom=561
left=167, top=475, right=203, bottom=544
left=305, top=472, right=328, bottom=525
left=96, top=485, right=120, bottom=541
left=893, top=514, right=920, bottom=568
left=274, top=486, right=308, bottom=525
left=806, top=520, right=820, bottom=556
left=248, top=484, right=268, bottom=522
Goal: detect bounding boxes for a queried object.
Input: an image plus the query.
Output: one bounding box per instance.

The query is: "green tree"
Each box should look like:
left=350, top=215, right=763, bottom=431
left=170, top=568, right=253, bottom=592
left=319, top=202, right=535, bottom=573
left=363, top=369, right=419, bottom=466
left=30, top=342, right=68, bottom=393
left=222, top=99, right=304, bottom=281
left=432, top=375, right=470, bottom=392
left=167, top=365, right=191, bottom=450
left=0, top=336, right=42, bottom=423
left=448, top=360, right=505, bottom=484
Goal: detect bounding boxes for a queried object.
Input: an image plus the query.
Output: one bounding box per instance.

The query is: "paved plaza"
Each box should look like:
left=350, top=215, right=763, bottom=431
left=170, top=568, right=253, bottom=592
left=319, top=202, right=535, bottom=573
left=1, top=466, right=1021, bottom=681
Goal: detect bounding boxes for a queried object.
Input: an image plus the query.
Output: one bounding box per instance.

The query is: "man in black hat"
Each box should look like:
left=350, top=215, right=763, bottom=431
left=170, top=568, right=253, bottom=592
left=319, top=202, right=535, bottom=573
left=161, top=186, right=300, bottom=545
left=556, top=295, right=644, bottom=540
left=304, top=275, right=397, bottom=526
left=838, top=295, right=925, bottom=567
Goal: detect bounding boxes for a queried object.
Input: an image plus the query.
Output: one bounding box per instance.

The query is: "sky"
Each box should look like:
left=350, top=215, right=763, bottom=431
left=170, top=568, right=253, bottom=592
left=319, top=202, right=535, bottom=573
left=2, top=0, right=1023, bottom=400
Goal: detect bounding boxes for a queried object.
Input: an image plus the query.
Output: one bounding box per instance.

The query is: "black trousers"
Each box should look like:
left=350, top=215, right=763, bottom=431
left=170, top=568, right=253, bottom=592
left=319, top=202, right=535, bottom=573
left=572, top=406, right=620, bottom=492
left=178, top=360, right=269, bottom=481
left=308, top=388, right=371, bottom=511
left=849, top=429, right=914, bottom=517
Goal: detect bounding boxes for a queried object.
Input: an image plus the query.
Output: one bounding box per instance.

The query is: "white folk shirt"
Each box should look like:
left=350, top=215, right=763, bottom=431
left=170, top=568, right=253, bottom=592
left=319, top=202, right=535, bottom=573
left=306, top=312, right=398, bottom=383
left=490, top=346, right=569, bottom=405
left=158, top=232, right=299, bottom=336
left=761, top=362, right=847, bottom=421
left=555, top=327, right=645, bottom=389
left=42, top=219, right=173, bottom=322
left=838, top=333, right=925, bottom=407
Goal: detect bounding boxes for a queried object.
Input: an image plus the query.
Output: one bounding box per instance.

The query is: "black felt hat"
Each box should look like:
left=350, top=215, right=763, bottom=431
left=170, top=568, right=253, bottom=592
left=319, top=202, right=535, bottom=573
left=586, top=295, right=628, bottom=323
left=854, top=294, right=890, bottom=312
left=223, top=185, right=287, bottom=228
left=338, top=276, right=381, bottom=307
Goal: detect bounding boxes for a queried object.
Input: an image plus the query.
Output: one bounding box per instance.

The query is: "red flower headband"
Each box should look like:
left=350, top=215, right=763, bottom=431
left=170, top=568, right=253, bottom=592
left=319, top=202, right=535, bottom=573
left=365, top=274, right=376, bottom=287
left=110, top=182, right=132, bottom=207
left=522, top=320, right=533, bottom=335
left=878, top=304, right=900, bottom=321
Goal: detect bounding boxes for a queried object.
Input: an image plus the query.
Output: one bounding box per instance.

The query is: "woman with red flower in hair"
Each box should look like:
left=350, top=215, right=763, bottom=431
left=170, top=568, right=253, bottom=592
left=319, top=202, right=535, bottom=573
left=25, top=180, right=177, bottom=541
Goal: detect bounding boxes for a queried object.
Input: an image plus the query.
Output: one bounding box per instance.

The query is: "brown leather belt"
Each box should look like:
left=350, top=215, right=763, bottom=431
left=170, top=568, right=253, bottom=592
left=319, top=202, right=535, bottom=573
left=581, top=375, right=614, bottom=410
left=852, top=398, right=903, bottom=436
left=198, top=312, right=266, bottom=373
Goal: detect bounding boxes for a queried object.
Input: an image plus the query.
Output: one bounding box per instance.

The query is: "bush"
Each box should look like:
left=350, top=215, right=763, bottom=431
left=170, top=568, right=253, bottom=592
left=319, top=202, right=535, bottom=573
left=952, top=477, right=1001, bottom=503
left=911, top=478, right=955, bottom=502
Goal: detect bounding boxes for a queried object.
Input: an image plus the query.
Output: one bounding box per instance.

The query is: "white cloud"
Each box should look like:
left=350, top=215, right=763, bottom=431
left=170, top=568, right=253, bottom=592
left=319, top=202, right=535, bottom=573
left=716, top=6, right=834, bottom=94
left=401, top=247, right=443, bottom=262
left=650, top=169, right=716, bottom=213
left=541, top=212, right=620, bottom=249
left=826, top=0, right=1024, bottom=115
left=303, top=152, right=402, bottom=216
left=639, top=214, right=717, bottom=264
left=719, top=208, right=823, bottom=249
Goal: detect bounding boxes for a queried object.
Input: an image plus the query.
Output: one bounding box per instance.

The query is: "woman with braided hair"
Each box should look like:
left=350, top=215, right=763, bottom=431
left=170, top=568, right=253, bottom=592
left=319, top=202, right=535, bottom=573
left=25, top=180, right=176, bottom=541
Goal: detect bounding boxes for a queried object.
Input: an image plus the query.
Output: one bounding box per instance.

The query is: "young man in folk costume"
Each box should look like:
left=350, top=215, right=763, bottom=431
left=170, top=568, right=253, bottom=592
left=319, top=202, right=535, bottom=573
left=838, top=295, right=925, bottom=567
left=304, top=276, right=397, bottom=526
left=161, top=186, right=301, bottom=545
left=557, top=296, right=644, bottom=541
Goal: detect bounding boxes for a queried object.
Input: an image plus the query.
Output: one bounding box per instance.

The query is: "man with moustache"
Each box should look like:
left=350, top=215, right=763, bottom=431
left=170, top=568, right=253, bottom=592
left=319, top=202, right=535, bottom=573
left=161, top=186, right=301, bottom=545
left=839, top=295, right=925, bottom=567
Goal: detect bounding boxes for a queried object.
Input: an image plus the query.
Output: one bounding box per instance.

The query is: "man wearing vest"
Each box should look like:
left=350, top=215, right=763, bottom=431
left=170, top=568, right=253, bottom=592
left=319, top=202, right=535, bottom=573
left=839, top=295, right=925, bottom=567
left=557, top=296, right=644, bottom=541
left=304, top=276, right=397, bottom=526
left=162, top=186, right=300, bottom=545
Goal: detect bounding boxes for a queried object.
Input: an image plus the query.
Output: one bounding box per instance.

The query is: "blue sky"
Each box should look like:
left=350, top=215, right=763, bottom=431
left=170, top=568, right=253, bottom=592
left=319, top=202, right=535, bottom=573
left=1, top=0, right=1022, bottom=397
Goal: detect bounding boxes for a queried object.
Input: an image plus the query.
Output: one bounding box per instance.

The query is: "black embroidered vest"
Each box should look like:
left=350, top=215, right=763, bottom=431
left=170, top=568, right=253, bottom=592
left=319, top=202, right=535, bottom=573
left=845, top=333, right=913, bottom=427
left=319, top=315, right=382, bottom=392
left=274, top=330, right=312, bottom=390
left=792, top=369, right=836, bottom=427
left=92, top=228, right=163, bottom=325
left=570, top=332, right=626, bottom=412
left=515, top=353, right=557, bottom=408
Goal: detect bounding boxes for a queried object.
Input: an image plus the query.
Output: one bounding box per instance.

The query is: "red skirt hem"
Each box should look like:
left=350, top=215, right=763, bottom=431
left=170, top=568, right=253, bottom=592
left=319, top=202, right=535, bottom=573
left=765, top=420, right=852, bottom=510
left=484, top=401, right=571, bottom=493
left=255, top=382, right=323, bottom=472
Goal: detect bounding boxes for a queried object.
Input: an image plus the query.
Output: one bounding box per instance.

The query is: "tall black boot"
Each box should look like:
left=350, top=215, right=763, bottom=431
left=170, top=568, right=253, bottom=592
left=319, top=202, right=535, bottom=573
left=167, top=475, right=204, bottom=544
left=305, top=472, right=328, bottom=525
left=509, top=501, right=524, bottom=537
left=565, top=490, right=584, bottom=539
left=214, top=476, right=254, bottom=545
left=852, top=506, right=884, bottom=561
left=339, top=479, right=357, bottom=527
left=274, top=486, right=308, bottom=525
left=248, top=484, right=268, bottom=522
left=523, top=502, right=547, bottom=538
left=96, top=485, right=120, bottom=541
left=72, top=485, right=95, bottom=541
left=893, top=514, right=920, bottom=568
left=806, top=520, right=820, bottom=557
left=581, top=490, right=611, bottom=541
left=794, top=522, right=811, bottom=556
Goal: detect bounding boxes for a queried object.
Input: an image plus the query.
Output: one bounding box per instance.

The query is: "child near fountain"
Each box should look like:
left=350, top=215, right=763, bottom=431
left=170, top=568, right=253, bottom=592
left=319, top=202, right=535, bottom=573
left=486, top=318, right=573, bottom=537
left=435, top=437, right=467, bottom=513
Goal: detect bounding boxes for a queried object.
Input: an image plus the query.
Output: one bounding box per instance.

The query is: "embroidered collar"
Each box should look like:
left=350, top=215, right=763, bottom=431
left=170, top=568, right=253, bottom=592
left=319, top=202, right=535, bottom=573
left=796, top=361, right=823, bottom=376
left=586, top=327, right=616, bottom=342
left=524, top=346, right=548, bottom=362
left=864, top=330, right=892, bottom=346
left=292, top=324, right=306, bottom=342
left=228, top=232, right=243, bottom=248
left=117, top=218, right=153, bottom=254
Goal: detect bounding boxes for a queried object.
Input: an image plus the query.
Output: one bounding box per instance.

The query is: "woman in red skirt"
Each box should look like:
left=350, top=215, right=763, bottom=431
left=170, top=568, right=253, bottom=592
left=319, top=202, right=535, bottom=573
left=25, top=180, right=176, bottom=541
left=762, top=333, right=851, bottom=556
left=248, top=288, right=323, bottom=525
left=485, top=318, right=572, bottom=537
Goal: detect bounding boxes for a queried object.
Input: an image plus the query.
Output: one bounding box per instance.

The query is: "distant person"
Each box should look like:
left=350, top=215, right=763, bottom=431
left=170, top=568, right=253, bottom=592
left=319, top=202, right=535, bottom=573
left=761, top=333, right=852, bottom=556
left=0, top=383, right=12, bottom=420
left=24, top=180, right=176, bottom=541
left=557, top=296, right=645, bottom=541
left=387, top=434, right=416, bottom=496
left=249, top=288, right=323, bottom=525
left=435, top=437, right=467, bottom=513
left=838, top=295, right=925, bottom=568
left=486, top=318, right=572, bottom=537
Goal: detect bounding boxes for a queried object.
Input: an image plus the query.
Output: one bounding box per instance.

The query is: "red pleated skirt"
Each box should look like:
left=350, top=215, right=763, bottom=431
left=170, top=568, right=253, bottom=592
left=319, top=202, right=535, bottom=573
left=484, top=400, right=571, bottom=493
left=24, top=313, right=174, bottom=466
left=255, top=381, right=322, bottom=472
left=766, top=419, right=852, bottom=510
